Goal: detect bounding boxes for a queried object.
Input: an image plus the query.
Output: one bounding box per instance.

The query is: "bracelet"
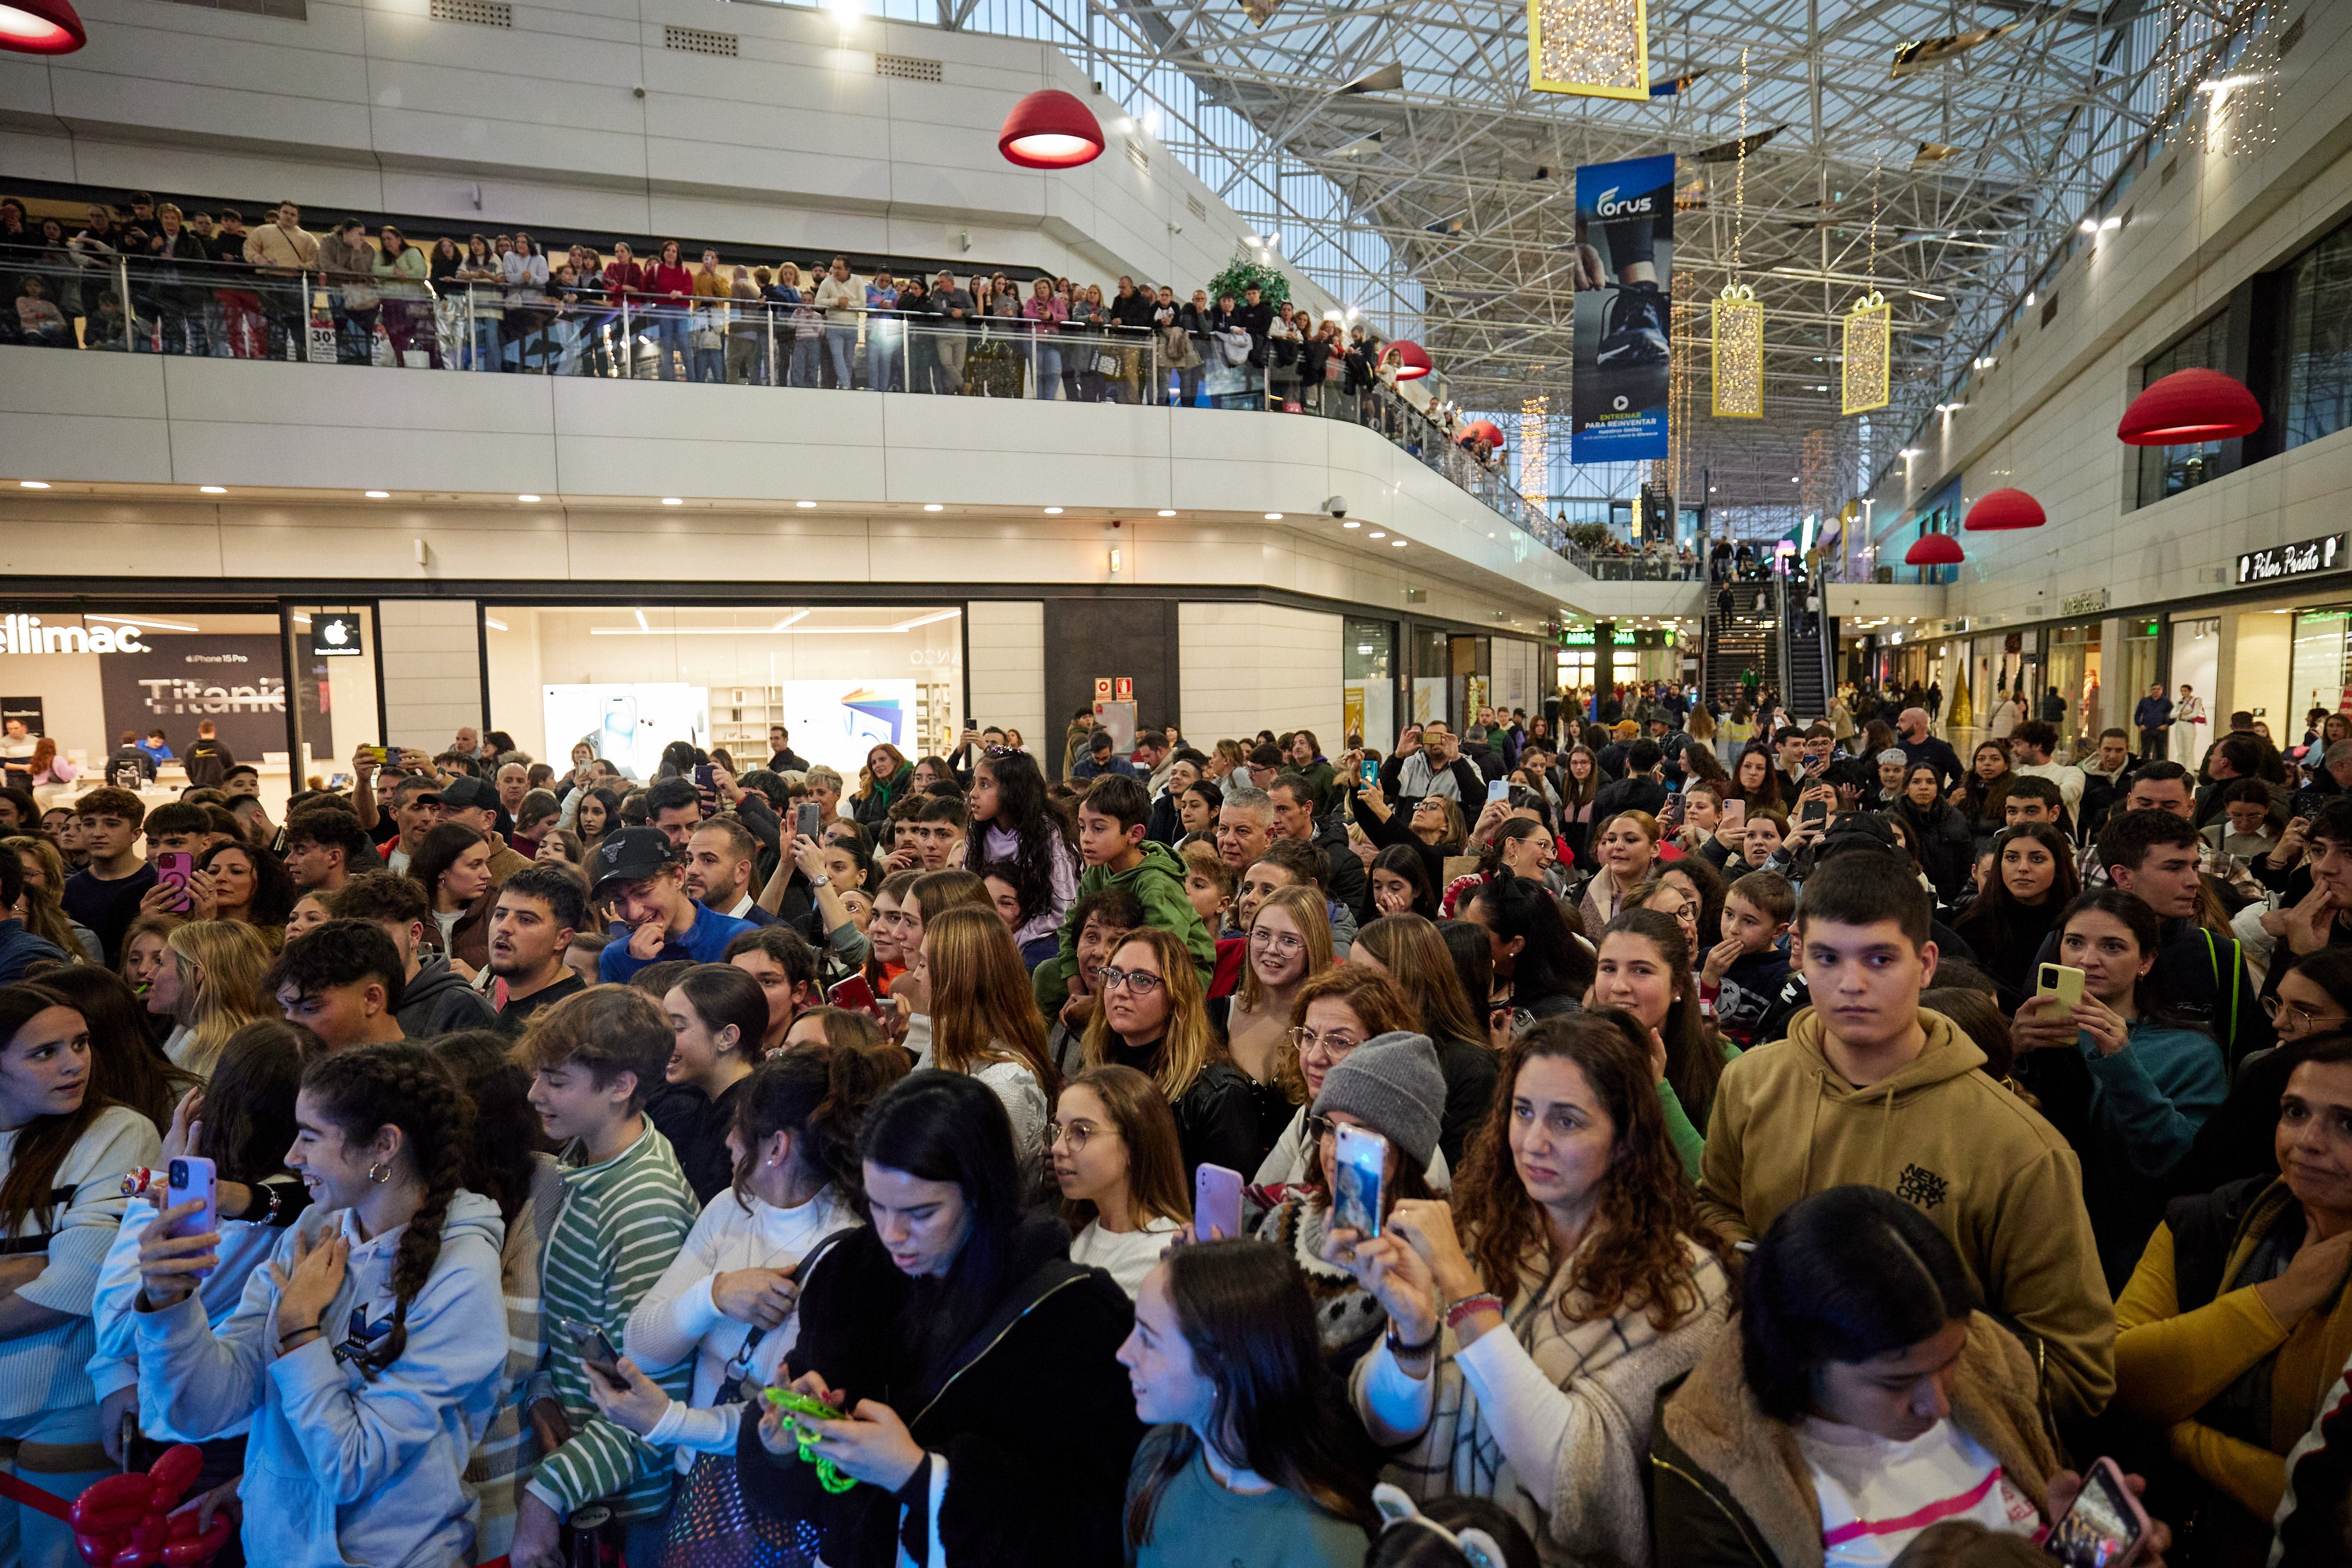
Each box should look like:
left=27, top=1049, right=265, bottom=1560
left=1385, top=1319, right=1439, bottom=1359
left=1445, top=1293, right=1504, bottom=1330
left=280, top=1324, right=323, bottom=1349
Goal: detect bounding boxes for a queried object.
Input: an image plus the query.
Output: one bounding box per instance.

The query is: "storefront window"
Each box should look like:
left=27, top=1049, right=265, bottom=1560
left=483, top=604, right=962, bottom=779
left=2044, top=622, right=2102, bottom=754
left=2136, top=313, right=2230, bottom=507
left=1409, top=627, right=1448, bottom=727
left=1342, top=619, right=1394, bottom=750
left=2283, top=217, right=2352, bottom=452
left=1, top=605, right=302, bottom=809
left=2290, top=609, right=2352, bottom=731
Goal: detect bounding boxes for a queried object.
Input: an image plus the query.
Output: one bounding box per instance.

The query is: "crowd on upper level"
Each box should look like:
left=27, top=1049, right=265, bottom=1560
left=0, top=191, right=1521, bottom=448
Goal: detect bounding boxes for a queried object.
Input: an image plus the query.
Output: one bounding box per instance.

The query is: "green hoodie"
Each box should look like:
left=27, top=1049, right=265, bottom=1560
left=1032, top=838, right=1214, bottom=1013
left=1695, top=1005, right=2116, bottom=1424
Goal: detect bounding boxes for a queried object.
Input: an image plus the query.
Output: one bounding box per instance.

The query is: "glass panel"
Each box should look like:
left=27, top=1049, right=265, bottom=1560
left=2290, top=611, right=2352, bottom=733
left=2135, top=313, right=2231, bottom=507
left=482, top=604, right=962, bottom=782
left=1409, top=627, right=1449, bottom=728
left=285, top=604, right=382, bottom=792
left=1342, top=619, right=1394, bottom=749
left=2284, top=220, right=2352, bottom=452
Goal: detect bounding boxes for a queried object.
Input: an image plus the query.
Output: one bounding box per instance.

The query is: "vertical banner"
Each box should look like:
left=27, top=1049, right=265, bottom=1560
left=1571, top=155, right=1676, bottom=463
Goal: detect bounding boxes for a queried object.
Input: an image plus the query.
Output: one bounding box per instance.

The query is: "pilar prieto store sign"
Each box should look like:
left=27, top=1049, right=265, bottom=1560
left=2238, top=531, right=2352, bottom=587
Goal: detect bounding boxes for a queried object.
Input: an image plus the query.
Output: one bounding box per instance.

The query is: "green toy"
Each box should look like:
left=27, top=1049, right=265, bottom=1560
left=762, top=1388, right=857, bottom=1493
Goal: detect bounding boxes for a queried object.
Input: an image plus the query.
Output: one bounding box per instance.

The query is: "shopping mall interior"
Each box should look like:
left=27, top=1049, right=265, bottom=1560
left=15, top=2, right=2352, bottom=1564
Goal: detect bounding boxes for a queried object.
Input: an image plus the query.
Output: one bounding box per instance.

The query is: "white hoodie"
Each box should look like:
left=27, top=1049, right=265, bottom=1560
left=135, top=1191, right=507, bottom=1568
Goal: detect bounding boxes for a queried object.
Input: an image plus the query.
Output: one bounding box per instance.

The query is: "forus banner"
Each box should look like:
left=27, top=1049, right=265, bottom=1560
left=1571, top=154, right=1675, bottom=462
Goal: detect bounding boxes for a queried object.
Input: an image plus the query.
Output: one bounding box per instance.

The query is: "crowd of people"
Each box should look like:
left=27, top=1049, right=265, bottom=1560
left=0, top=190, right=1489, bottom=432
left=0, top=686, right=2345, bottom=1568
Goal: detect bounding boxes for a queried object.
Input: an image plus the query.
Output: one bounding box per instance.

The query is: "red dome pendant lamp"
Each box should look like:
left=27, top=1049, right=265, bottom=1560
left=1388, top=340, right=1432, bottom=380
left=998, top=90, right=1105, bottom=169
left=2117, top=367, right=2263, bottom=445
left=1905, top=533, right=1965, bottom=567
left=1963, top=487, right=2046, bottom=531
left=0, top=0, right=85, bottom=53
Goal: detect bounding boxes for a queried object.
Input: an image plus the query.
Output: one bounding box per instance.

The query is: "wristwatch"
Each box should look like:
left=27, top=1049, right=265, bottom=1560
left=808, top=874, right=831, bottom=888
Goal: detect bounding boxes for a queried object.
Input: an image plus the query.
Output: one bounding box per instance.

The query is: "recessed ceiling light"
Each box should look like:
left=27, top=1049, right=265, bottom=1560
left=1391, top=539, right=1408, bottom=547
left=923, top=503, right=944, bottom=511
left=199, top=486, right=226, bottom=494
left=365, top=490, right=389, bottom=499
left=1343, top=520, right=1361, bottom=529
left=1157, top=509, right=1177, bottom=517
left=517, top=494, right=540, bottom=503
left=662, top=497, right=683, bottom=506
left=1044, top=507, right=1064, bottom=515
left=1369, top=530, right=1387, bottom=539
left=796, top=500, right=816, bottom=508
left=18, top=481, right=49, bottom=489
left=1264, top=512, right=1284, bottom=520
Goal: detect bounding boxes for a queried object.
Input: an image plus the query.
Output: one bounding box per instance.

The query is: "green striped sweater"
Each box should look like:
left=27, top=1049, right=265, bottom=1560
left=526, top=1121, right=700, bottom=1522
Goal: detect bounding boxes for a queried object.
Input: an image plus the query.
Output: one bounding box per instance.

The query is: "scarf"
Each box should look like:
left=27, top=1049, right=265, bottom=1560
left=1379, top=1234, right=1732, bottom=1568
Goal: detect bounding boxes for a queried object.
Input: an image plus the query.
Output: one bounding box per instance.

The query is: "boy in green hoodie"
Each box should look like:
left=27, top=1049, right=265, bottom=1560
left=1695, top=853, right=2118, bottom=1425
left=1033, top=774, right=1213, bottom=1013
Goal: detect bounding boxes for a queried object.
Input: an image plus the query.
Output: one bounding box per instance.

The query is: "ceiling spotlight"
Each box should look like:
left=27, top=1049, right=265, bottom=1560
left=923, top=503, right=944, bottom=511
left=1264, top=511, right=1284, bottom=520
left=199, top=486, right=226, bottom=494
left=365, top=490, right=389, bottom=499
left=796, top=500, right=816, bottom=508
left=1343, top=520, right=1361, bottom=529
left=2100, top=215, right=2122, bottom=232
left=2080, top=218, right=2099, bottom=234
left=517, top=494, right=540, bottom=503
left=1044, top=506, right=1064, bottom=514
left=1900, top=447, right=1923, bottom=458
left=1368, top=530, right=1387, bottom=538
left=661, top=497, right=683, bottom=506
left=1390, top=539, right=1408, bottom=547
left=1157, top=509, right=1177, bottom=517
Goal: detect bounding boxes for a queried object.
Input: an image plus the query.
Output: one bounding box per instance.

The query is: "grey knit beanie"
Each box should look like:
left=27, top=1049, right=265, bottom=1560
left=1310, top=1031, right=1445, bottom=1171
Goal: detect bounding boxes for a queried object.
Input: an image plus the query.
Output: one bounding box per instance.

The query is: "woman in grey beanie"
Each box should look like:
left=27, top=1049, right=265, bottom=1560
left=1251, top=1031, right=1446, bottom=1374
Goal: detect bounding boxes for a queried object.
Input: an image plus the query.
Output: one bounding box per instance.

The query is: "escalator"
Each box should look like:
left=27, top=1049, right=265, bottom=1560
left=1701, top=581, right=1779, bottom=708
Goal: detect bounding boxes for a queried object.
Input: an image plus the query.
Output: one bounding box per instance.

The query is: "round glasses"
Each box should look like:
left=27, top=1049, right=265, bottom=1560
left=1250, top=928, right=1307, bottom=955
left=2263, top=995, right=2347, bottom=1035
left=1286, top=1025, right=1360, bottom=1058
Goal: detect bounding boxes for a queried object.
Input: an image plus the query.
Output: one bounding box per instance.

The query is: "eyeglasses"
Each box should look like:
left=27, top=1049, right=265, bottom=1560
left=1048, top=1121, right=1111, bottom=1150
left=1098, top=966, right=1165, bottom=995
left=1305, top=1114, right=1337, bottom=1144
left=2263, top=995, right=2346, bottom=1034
left=1250, top=929, right=1307, bottom=955
left=1287, top=1026, right=1360, bottom=1057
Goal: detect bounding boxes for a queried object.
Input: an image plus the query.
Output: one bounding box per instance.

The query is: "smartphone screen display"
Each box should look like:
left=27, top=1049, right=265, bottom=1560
left=1359, top=758, right=1379, bottom=788
left=1332, top=1124, right=1388, bottom=1238
left=2042, top=1460, right=2147, bottom=1568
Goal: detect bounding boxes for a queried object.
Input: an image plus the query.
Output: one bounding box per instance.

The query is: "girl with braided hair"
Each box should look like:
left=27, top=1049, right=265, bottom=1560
left=132, top=1041, right=509, bottom=1568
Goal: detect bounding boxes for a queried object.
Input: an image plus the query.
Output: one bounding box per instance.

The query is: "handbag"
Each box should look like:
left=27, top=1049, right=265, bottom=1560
left=1093, top=351, right=1120, bottom=377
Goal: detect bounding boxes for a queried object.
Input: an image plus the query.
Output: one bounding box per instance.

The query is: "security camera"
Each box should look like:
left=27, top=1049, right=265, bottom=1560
left=1324, top=496, right=1349, bottom=519
left=1167, top=222, right=1185, bottom=235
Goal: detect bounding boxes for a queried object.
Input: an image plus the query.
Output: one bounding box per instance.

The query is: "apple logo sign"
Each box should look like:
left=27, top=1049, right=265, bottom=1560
left=324, top=620, right=350, bottom=647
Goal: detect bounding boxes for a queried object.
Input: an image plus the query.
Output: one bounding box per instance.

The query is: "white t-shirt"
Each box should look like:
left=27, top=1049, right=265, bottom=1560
left=1069, top=1216, right=1182, bottom=1298
left=1797, top=1416, right=2040, bottom=1567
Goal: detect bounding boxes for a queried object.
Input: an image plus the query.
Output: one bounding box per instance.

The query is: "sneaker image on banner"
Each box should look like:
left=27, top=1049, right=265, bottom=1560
left=1569, top=153, right=1676, bottom=462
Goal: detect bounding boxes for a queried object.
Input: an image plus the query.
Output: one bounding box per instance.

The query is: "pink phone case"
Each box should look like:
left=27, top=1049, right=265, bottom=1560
left=1194, top=1164, right=1243, bottom=1242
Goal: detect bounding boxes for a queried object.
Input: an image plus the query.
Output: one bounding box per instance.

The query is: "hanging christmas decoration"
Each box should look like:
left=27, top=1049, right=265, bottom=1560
left=1710, top=48, right=1763, bottom=419
left=1519, top=393, right=1550, bottom=507
left=1529, top=0, right=1650, bottom=101
left=1841, top=293, right=1890, bottom=414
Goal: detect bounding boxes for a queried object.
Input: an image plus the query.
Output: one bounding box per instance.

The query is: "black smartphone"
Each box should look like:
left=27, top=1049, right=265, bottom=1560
left=797, top=801, right=821, bottom=839
left=694, top=764, right=715, bottom=791
left=564, top=1318, right=625, bottom=1389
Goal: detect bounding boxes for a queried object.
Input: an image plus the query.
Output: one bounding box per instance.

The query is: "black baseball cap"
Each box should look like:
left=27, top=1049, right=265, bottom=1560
left=439, top=775, right=498, bottom=813
left=591, top=827, right=676, bottom=893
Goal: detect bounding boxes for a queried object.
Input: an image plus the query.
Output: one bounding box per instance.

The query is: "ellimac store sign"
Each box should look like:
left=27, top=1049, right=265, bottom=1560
left=2, top=614, right=151, bottom=654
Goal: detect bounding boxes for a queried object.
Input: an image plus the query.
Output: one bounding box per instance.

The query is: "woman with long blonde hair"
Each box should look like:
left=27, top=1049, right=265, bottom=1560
left=1224, top=884, right=1335, bottom=1152
left=150, top=920, right=275, bottom=1076
left=1081, top=925, right=1259, bottom=1179
left=915, top=903, right=1057, bottom=1193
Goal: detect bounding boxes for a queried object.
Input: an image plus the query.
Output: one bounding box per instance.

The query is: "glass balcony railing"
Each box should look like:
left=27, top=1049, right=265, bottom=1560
left=0, top=252, right=1562, bottom=545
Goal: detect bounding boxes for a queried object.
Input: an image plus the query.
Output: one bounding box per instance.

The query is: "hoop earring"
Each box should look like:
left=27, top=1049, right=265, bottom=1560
left=367, top=1161, right=391, bottom=1184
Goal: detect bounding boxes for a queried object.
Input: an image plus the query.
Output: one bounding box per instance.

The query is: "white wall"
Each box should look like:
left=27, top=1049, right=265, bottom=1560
left=1863, top=5, right=2352, bottom=630
left=965, top=600, right=1043, bottom=748
left=377, top=596, right=482, bottom=750
left=0, top=0, right=1336, bottom=317
left=1177, top=601, right=1342, bottom=744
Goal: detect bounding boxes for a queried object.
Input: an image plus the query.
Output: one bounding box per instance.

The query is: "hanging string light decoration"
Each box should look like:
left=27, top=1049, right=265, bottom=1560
left=1529, top=0, right=1650, bottom=100
left=2161, top=0, right=2276, bottom=158
left=1711, top=49, right=1764, bottom=419
left=1666, top=268, right=1699, bottom=493
left=1519, top=392, right=1551, bottom=507
left=1841, top=158, right=1889, bottom=415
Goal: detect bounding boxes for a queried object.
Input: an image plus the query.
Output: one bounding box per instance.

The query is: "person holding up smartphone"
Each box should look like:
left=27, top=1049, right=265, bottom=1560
left=1655, top=1186, right=2168, bottom=1567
